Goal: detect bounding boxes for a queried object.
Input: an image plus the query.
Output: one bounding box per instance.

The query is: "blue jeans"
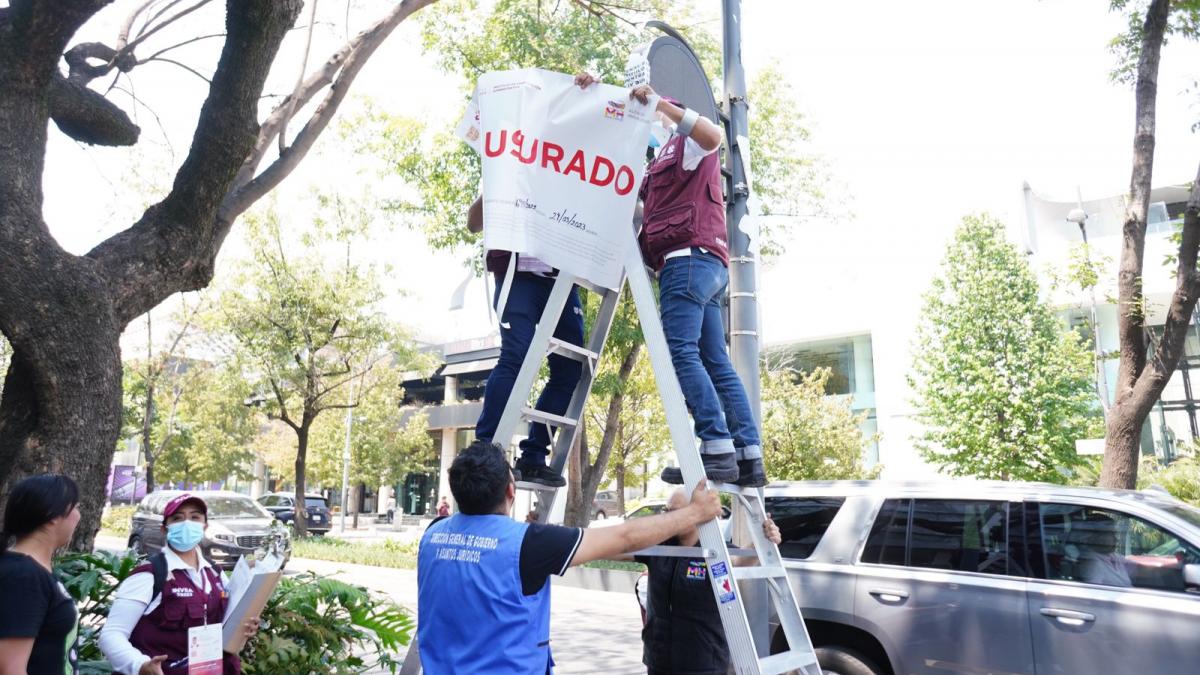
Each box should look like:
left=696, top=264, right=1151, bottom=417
left=475, top=273, right=585, bottom=464
left=658, top=251, right=762, bottom=460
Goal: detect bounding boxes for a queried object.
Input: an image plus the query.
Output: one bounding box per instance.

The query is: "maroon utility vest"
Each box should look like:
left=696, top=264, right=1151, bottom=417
left=128, top=563, right=240, bottom=675
left=638, top=134, right=729, bottom=271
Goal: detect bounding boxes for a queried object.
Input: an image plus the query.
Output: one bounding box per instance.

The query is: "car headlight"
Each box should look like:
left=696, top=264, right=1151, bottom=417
left=212, top=533, right=236, bottom=544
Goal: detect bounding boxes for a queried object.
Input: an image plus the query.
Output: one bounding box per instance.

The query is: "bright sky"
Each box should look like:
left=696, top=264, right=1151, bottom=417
left=40, top=1, right=1200, bottom=351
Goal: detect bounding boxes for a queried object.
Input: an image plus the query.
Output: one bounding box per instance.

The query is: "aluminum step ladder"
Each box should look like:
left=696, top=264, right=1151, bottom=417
left=482, top=241, right=822, bottom=675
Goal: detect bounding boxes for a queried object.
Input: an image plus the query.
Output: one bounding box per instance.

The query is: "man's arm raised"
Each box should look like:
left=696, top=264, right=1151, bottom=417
left=570, top=481, right=721, bottom=566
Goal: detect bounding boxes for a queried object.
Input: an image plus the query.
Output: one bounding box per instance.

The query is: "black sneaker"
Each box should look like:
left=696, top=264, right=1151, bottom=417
left=661, top=452, right=740, bottom=484
left=733, top=458, right=767, bottom=487
left=514, top=461, right=566, bottom=488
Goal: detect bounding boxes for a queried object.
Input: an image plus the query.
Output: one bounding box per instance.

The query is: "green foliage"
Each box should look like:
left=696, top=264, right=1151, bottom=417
left=242, top=573, right=412, bottom=675
left=53, top=550, right=412, bottom=675
left=151, top=364, right=259, bottom=485
left=100, top=505, right=137, bottom=538
left=206, top=199, right=427, bottom=506
left=290, top=537, right=419, bottom=570
left=760, top=367, right=880, bottom=481
left=1138, top=454, right=1200, bottom=505
left=1108, top=0, right=1200, bottom=84
left=910, top=214, right=1102, bottom=482
left=54, top=549, right=143, bottom=674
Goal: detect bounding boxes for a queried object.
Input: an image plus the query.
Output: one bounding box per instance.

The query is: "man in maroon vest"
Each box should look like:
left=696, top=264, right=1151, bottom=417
left=99, top=494, right=257, bottom=674
left=576, top=72, right=766, bottom=487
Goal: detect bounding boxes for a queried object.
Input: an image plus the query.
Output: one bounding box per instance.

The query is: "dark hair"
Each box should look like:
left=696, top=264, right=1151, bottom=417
left=448, top=441, right=512, bottom=515
left=0, top=474, right=79, bottom=554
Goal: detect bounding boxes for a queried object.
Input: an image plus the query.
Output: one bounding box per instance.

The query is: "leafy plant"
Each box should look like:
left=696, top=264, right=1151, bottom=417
left=99, top=505, right=136, bottom=538
left=242, top=573, right=413, bottom=675
left=54, top=550, right=412, bottom=674
left=55, top=549, right=143, bottom=674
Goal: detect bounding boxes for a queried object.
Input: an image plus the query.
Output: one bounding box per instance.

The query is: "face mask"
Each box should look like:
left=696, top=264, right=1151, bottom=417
left=167, top=521, right=205, bottom=552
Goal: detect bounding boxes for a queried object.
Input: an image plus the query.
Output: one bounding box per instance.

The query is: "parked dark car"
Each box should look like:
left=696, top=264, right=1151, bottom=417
left=128, top=490, right=291, bottom=571
left=258, top=492, right=332, bottom=534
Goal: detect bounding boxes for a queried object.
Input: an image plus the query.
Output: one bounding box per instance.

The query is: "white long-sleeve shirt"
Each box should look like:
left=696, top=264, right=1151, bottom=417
left=99, top=549, right=228, bottom=675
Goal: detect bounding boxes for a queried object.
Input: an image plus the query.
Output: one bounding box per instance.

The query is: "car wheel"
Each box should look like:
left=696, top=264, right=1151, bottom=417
left=128, top=534, right=143, bottom=556
left=595, top=510, right=606, bottom=520
left=815, top=646, right=883, bottom=675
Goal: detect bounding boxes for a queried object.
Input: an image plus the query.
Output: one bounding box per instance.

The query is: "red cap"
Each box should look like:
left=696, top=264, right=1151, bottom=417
left=162, top=493, right=207, bottom=520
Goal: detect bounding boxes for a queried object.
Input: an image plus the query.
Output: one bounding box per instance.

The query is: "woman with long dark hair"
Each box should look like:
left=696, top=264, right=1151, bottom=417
left=0, top=474, right=81, bottom=675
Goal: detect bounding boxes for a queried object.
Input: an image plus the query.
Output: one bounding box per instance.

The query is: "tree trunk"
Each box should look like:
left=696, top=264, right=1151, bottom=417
left=1102, top=0, right=1185, bottom=490
left=564, top=424, right=588, bottom=527
left=293, top=423, right=310, bottom=538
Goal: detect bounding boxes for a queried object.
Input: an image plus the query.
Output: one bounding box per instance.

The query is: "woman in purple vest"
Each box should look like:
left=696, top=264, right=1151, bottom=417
left=99, top=494, right=257, bottom=675
left=575, top=72, right=767, bottom=488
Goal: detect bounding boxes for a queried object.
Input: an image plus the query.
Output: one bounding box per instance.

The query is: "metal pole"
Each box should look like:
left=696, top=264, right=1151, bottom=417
left=339, top=379, right=356, bottom=533
left=722, top=0, right=759, bottom=423
left=722, top=0, right=770, bottom=659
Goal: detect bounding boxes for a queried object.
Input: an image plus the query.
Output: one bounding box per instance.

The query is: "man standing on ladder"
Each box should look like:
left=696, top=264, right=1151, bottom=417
left=574, top=72, right=767, bottom=488
left=467, top=198, right=582, bottom=487
left=417, top=441, right=722, bottom=673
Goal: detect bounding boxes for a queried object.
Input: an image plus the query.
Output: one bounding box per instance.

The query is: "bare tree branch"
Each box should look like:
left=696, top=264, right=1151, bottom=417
left=221, top=0, right=440, bottom=221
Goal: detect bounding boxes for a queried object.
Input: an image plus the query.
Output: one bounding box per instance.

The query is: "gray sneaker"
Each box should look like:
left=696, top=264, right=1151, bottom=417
left=660, top=452, right=739, bottom=484
left=732, top=458, right=767, bottom=487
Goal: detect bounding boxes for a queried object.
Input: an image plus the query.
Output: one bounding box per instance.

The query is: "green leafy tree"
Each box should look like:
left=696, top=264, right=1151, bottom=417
left=209, top=203, right=419, bottom=536
left=910, top=214, right=1101, bottom=482
left=586, top=344, right=669, bottom=514
left=306, top=374, right=436, bottom=496
left=760, top=367, right=879, bottom=481
left=1095, top=0, right=1200, bottom=489
left=152, top=364, right=259, bottom=486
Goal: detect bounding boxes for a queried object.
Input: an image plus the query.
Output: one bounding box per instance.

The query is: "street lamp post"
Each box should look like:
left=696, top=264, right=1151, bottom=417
left=1066, top=192, right=1110, bottom=417
left=339, top=378, right=356, bottom=534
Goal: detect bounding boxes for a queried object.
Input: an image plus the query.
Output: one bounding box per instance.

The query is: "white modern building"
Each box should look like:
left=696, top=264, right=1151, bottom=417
left=757, top=180, right=1195, bottom=480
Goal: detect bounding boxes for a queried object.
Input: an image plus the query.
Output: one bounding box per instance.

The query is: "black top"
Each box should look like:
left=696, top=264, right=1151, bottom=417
left=519, top=523, right=583, bottom=595
left=0, top=551, right=79, bottom=675
left=635, top=540, right=730, bottom=675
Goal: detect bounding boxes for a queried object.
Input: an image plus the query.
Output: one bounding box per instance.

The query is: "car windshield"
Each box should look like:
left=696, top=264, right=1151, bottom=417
left=305, top=497, right=327, bottom=508
left=1162, top=502, right=1200, bottom=530
left=205, top=496, right=269, bottom=519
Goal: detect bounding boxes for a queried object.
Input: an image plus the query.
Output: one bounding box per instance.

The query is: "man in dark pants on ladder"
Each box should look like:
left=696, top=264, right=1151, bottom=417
left=417, top=441, right=722, bottom=674
left=574, top=72, right=768, bottom=488
left=467, top=199, right=583, bottom=487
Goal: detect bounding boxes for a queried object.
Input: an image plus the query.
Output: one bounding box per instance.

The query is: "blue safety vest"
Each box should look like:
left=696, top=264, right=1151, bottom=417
left=417, top=513, right=554, bottom=674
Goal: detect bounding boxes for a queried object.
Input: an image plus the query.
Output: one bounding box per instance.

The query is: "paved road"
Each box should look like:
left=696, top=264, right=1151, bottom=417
left=95, top=536, right=646, bottom=673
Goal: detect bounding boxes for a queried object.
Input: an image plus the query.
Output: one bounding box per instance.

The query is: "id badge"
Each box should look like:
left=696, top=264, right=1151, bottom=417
left=186, top=623, right=223, bottom=675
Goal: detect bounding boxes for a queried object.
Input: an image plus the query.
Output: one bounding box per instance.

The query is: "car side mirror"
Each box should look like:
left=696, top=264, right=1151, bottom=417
left=1185, top=564, right=1200, bottom=589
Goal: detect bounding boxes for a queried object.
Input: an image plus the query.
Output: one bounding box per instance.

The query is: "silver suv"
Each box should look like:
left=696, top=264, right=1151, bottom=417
left=761, top=480, right=1200, bottom=675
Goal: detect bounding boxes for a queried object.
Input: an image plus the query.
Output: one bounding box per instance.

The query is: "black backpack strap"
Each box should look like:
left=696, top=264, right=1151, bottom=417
left=150, top=551, right=168, bottom=604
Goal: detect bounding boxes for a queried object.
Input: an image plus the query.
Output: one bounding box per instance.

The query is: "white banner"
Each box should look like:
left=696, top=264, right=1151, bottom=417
left=458, top=68, right=655, bottom=290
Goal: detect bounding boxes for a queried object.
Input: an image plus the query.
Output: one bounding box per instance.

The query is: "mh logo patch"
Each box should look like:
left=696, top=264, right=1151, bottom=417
left=686, top=561, right=707, bottom=580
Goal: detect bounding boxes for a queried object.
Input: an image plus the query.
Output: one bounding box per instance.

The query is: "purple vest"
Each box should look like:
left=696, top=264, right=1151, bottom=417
left=638, top=134, right=729, bottom=271
left=128, top=563, right=240, bottom=675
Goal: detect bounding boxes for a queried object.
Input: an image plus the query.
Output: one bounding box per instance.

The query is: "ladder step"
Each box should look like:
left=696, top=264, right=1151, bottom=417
left=758, top=649, right=820, bottom=675
left=514, top=480, right=561, bottom=493
left=546, top=337, right=598, bottom=365
left=732, top=566, right=789, bottom=581
left=521, top=407, right=578, bottom=429
left=634, top=545, right=756, bottom=558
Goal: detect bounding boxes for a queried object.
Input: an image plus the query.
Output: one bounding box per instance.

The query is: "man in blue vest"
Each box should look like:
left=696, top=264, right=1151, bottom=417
left=417, top=440, right=722, bottom=674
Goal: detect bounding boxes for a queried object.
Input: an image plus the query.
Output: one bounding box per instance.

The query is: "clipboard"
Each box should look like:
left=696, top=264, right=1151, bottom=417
left=221, top=557, right=282, bottom=653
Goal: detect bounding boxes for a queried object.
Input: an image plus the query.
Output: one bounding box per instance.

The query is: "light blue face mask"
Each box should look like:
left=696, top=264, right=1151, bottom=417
left=166, top=520, right=205, bottom=552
